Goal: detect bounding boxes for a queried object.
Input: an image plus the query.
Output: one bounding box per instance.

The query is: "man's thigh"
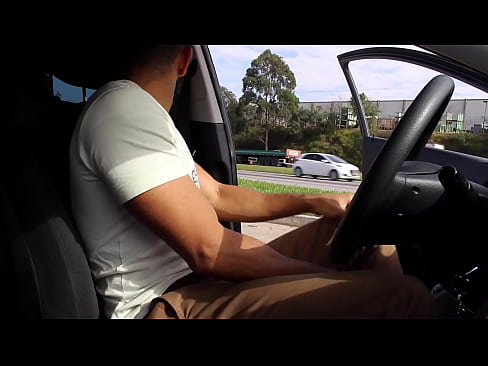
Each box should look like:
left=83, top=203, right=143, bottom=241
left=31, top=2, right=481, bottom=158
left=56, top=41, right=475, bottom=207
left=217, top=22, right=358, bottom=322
left=147, top=270, right=435, bottom=319
left=266, top=217, right=340, bottom=267
left=267, top=216, right=402, bottom=273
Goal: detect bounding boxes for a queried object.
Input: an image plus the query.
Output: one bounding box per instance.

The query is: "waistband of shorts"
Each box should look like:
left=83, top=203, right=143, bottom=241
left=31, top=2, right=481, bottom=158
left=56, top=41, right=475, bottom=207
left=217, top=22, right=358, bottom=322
left=164, top=272, right=205, bottom=294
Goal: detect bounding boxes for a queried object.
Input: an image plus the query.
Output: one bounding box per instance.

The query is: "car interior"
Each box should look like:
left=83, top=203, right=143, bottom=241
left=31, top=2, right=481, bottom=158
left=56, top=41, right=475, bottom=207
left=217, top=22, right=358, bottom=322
left=335, top=46, right=488, bottom=317
left=0, top=44, right=237, bottom=318
left=2, top=44, right=488, bottom=318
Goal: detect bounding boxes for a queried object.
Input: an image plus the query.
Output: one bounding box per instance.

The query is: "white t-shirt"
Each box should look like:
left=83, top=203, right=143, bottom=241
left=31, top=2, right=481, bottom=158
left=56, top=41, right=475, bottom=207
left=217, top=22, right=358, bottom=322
left=70, top=80, right=198, bottom=318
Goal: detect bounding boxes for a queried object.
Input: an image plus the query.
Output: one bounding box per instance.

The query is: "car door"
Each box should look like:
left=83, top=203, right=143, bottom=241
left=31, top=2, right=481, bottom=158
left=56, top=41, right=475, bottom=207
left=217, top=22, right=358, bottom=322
left=306, top=153, right=325, bottom=176
left=183, top=46, right=240, bottom=231
left=337, top=46, right=488, bottom=187
left=318, top=155, right=334, bottom=177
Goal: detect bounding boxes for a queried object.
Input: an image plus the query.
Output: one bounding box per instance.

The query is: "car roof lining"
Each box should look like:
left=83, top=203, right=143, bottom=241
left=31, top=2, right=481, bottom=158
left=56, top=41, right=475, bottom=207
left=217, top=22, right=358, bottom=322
left=418, top=45, right=488, bottom=76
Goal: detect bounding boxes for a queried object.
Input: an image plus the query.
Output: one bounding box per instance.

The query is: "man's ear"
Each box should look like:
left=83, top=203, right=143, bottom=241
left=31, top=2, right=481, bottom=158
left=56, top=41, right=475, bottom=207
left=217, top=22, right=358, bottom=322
left=177, top=46, right=194, bottom=77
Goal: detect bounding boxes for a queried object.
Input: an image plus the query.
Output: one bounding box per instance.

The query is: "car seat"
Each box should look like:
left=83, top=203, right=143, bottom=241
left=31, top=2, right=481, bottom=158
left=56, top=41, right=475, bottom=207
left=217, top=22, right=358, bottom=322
left=0, top=68, right=100, bottom=318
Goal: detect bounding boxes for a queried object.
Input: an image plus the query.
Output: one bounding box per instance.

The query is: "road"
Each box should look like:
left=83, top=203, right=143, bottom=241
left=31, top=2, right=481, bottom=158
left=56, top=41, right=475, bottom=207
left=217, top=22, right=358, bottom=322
left=237, top=170, right=360, bottom=193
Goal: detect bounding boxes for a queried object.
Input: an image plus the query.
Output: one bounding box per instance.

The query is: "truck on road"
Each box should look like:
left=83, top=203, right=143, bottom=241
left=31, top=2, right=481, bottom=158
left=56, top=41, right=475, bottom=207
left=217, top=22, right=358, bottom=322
left=235, top=148, right=302, bottom=167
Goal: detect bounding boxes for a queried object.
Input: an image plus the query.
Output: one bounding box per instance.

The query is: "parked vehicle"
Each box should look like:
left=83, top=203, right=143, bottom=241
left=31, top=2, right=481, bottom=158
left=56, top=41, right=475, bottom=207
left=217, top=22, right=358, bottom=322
left=292, top=153, right=361, bottom=181
left=2, top=44, right=488, bottom=318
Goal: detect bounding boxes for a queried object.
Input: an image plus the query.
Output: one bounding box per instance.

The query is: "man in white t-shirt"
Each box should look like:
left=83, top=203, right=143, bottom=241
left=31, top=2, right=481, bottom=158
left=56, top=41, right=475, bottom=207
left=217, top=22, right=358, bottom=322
left=70, top=45, right=437, bottom=319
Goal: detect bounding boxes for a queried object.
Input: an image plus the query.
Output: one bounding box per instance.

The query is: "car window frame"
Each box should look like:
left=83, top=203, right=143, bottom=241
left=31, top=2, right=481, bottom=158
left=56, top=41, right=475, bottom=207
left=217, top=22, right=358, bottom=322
left=337, top=47, right=488, bottom=138
left=337, top=46, right=488, bottom=184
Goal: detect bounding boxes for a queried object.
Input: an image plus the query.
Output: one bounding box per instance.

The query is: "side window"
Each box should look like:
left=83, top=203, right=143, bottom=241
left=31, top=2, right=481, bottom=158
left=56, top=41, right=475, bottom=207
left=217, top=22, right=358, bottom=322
left=348, top=58, right=488, bottom=158
left=52, top=76, right=96, bottom=102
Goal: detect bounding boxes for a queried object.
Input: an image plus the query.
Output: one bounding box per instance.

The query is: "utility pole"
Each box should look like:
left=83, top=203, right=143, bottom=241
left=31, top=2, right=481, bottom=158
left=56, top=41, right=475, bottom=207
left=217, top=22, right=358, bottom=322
left=483, top=100, right=488, bottom=133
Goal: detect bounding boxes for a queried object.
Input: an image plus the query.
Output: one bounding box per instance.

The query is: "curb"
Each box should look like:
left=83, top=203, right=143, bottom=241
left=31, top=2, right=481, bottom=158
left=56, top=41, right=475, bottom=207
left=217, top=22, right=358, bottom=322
left=268, top=214, right=320, bottom=227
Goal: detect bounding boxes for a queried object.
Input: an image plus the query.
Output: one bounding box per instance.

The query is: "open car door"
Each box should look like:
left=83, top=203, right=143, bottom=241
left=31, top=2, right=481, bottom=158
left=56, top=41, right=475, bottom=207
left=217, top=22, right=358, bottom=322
left=330, top=46, right=488, bottom=316
left=337, top=46, right=488, bottom=187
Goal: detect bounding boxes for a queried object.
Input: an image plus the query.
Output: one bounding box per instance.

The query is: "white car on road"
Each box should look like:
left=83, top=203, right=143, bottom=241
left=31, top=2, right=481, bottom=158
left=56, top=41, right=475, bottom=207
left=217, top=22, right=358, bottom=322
left=292, top=153, right=361, bottom=181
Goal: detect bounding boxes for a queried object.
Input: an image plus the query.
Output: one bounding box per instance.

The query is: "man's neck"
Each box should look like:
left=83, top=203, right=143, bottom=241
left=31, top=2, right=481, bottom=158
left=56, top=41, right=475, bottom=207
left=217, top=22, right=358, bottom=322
left=127, top=72, right=177, bottom=112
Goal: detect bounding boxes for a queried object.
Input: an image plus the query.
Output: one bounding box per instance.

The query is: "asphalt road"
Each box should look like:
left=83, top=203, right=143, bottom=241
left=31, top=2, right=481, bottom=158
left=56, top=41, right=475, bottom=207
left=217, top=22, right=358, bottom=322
left=237, top=170, right=360, bottom=193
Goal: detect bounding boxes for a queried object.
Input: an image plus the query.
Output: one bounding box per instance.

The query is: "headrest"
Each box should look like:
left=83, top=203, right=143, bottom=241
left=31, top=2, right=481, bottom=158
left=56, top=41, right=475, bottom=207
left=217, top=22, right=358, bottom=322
left=34, top=43, right=130, bottom=89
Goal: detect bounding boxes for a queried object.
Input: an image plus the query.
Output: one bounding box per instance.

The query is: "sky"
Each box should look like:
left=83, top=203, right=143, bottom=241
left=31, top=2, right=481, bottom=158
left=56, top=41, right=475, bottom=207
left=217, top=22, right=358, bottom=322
left=208, top=45, right=488, bottom=103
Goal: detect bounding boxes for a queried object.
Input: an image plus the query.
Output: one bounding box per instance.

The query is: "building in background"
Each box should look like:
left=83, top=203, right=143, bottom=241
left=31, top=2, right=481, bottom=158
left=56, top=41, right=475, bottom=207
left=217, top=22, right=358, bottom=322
left=300, top=99, right=488, bottom=133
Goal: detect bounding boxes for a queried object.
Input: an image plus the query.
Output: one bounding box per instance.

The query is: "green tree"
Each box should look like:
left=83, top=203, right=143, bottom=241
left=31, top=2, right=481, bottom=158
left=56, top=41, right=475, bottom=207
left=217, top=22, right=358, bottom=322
left=294, top=107, right=336, bottom=131
left=307, top=129, right=363, bottom=168
left=221, top=86, right=248, bottom=135
left=221, top=86, right=237, bottom=110
left=240, top=49, right=299, bottom=150
left=350, top=93, right=380, bottom=135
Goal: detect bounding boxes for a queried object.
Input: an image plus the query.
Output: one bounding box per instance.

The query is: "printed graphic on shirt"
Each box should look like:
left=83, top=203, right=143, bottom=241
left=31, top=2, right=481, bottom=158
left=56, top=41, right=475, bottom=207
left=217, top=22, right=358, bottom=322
left=191, top=168, right=200, bottom=188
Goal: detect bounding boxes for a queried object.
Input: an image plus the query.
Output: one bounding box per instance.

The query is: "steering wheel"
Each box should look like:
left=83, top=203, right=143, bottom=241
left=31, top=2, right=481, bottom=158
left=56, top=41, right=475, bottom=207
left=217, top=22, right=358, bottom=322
left=329, top=75, right=455, bottom=265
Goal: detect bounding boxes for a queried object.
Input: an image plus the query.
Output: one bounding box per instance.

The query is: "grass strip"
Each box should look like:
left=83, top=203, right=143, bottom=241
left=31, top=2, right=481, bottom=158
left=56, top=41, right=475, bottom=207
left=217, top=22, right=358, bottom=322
left=238, top=178, right=340, bottom=194
left=237, top=164, right=293, bottom=175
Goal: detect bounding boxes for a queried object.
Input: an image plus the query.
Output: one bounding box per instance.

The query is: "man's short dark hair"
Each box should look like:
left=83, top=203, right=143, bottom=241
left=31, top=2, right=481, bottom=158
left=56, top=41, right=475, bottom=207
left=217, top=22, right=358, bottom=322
left=119, top=45, right=189, bottom=75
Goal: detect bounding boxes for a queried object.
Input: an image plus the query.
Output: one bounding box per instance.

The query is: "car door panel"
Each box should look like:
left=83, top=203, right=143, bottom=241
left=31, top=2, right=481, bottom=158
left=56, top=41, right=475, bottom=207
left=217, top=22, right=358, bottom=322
left=171, top=46, right=240, bottom=232
left=311, top=155, right=325, bottom=176
left=320, top=159, right=332, bottom=177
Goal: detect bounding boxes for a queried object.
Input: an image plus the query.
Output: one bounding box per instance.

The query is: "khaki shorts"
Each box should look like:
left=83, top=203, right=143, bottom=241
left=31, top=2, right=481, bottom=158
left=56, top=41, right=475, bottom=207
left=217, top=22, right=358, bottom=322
left=145, top=217, right=436, bottom=319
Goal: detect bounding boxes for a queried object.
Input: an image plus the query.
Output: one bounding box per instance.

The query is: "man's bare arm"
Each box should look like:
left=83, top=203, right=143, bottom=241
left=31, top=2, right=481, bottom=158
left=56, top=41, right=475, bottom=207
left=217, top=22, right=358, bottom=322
left=196, top=164, right=353, bottom=223
left=124, top=176, right=332, bottom=281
